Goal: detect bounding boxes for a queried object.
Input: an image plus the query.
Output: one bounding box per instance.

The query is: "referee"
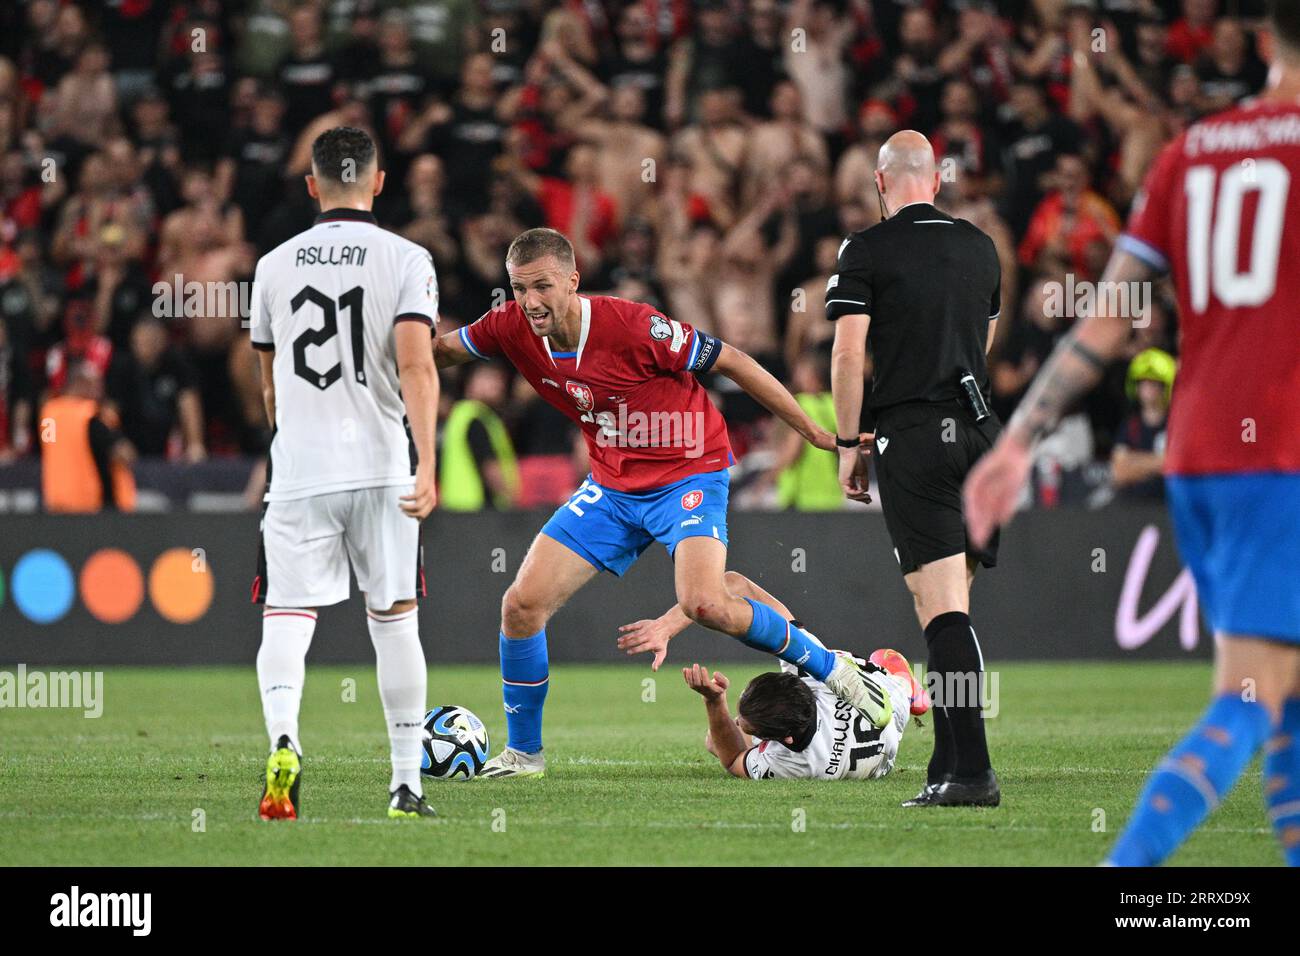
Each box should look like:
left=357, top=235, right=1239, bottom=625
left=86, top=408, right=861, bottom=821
left=827, top=130, right=1002, bottom=808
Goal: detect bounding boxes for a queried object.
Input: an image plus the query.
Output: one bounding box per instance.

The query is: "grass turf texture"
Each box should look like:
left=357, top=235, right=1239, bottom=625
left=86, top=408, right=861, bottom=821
left=0, top=661, right=1281, bottom=866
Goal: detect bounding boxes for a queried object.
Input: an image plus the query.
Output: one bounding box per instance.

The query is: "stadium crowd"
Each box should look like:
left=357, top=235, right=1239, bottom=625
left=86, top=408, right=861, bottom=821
left=0, top=0, right=1272, bottom=511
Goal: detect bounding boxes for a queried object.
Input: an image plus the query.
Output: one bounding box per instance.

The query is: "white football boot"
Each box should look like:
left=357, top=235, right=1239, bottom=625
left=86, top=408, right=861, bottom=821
left=476, top=747, right=546, bottom=780
left=825, top=651, right=894, bottom=730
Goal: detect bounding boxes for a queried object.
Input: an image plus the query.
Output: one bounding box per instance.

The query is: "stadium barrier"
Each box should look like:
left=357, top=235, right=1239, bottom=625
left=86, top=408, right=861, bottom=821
left=0, top=508, right=1208, bottom=665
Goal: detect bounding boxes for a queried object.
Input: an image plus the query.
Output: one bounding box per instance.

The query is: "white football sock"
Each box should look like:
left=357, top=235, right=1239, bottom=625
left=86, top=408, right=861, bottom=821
left=368, top=607, right=427, bottom=797
left=257, top=609, right=317, bottom=755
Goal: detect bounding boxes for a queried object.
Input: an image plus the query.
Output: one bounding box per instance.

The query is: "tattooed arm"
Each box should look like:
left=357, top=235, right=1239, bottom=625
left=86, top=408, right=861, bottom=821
left=964, top=249, right=1157, bottom=545
left=1005, top=250, right=1152, bottom=445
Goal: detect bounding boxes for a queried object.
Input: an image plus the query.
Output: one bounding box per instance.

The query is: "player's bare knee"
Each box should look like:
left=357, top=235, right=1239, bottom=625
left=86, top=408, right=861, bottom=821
left=681, top=592, right=731, bottom=631
left=501, top=584, right=549, bottom=637
left=722, top=570, right=751, bottom=598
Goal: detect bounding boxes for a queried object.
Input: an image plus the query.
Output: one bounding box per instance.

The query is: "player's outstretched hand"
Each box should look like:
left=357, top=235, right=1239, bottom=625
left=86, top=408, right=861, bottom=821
left=618, top=617, right=672, bottom=671
left=963, top=431, right=1032, bottom=548
left=400, top=465, right=437, bottom=520
left=682, top=664, right=729, bottom=702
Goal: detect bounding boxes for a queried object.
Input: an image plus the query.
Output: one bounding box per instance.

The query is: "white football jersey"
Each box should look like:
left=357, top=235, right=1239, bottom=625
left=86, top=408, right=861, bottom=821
left=742, top=666, right=910, bottom=782
left=249, top=209, right=438, bottom=501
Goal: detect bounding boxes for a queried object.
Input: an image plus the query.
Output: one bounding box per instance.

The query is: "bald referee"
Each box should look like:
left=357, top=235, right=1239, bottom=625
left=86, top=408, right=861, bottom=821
left=828, top=130, right=1002, bottom=807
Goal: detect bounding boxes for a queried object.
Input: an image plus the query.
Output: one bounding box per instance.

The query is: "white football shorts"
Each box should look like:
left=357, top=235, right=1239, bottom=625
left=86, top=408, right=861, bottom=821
left=258, top=485, right=423, bottom=610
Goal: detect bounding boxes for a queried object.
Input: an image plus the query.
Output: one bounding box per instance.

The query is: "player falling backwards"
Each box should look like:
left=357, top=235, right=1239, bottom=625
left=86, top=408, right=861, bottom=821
left=966, top=0, right=1300, bottom=866
left=249, top=127, right=439, bottom=820
left=434, top=227, right=895, bottom=778
left=629, top=570, right=928, bottom=781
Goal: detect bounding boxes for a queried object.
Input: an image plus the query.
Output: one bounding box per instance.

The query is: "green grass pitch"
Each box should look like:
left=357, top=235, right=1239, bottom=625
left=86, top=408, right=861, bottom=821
left=0, top=661, right=1282, bottom=866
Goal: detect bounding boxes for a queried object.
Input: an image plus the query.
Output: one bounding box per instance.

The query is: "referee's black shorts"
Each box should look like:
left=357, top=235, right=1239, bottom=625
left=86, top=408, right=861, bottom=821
left=871, top=401, right=1001, bottom=575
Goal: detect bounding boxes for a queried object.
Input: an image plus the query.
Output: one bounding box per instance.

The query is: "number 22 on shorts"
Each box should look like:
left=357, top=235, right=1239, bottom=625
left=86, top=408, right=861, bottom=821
left=567, top=479, right=603, bottom=517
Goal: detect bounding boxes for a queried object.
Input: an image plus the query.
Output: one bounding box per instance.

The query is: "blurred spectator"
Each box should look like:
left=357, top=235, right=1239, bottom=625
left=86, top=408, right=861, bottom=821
left=1111, top=347, right=1176, bottom=503
left=936, top=1, right=1015, bottom=115
left=362, top=10, right=429, bottom=182
left=745, top=81, right=829, bottom=209
left=440, top=362, right=519, bottom=511
left=40, top=360, right=135, bottom=512
left=781, top=0, right=853, bottom=138
left=502, top=140, right=618, bottom=272
left=218, top=85, right=290, bottom=244
left=670, top=86, right=747, bottom=227
left=599, top=3, right=670, bottom=126
left=391, top=154, right=460, bottom=290
left=772, top=348, right=840, bottom=511
left=106, top=314, right=205, bottom=462
left=51, top=42, right=118, bottom=148
left=666, top=1, right=752, bottom=127
left=396, top=0, right=481, bottom=88
left=932, top=78, right=1002, bottom=197
left=0, top=0, right=1276, bottom=512
left=0, top=312, right=34, bottom=462
left=399, top=52, right=505, bottom=212
left=1167, top=0, right=1219, bottom=64
left=1018, top=153, right=1120, bottom=278
left=164, top=48, right=231, bottom=164
left=1000, top=79, right=1083, bottom=237
left=563, top=81, right=666, bottom=225
left=82, top=222, right=152, bottom=351
left=276, top=5, right=341, bottom=137
left=784, top=234, right=841, bottom=371
left=1196, top=18, right=1267, bottom=111
left=891, top=6, right=946, bottom=134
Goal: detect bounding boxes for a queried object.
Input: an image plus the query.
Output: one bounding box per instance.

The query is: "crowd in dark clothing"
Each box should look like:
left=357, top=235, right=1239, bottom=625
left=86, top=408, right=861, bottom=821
left=0, top=0, right=1270, bottom=506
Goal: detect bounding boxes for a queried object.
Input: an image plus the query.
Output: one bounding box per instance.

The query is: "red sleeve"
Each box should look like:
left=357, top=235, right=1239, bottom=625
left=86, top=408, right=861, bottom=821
left=1120, top=135, right=1184, bottom=273
left=637, top=303, right=719, bottom=375
left=460, top=306, right=509, bottom=359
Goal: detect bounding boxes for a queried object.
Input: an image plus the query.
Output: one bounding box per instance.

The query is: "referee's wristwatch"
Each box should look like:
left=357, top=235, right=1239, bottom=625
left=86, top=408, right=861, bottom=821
left=835, top=435, right=861, bottom=449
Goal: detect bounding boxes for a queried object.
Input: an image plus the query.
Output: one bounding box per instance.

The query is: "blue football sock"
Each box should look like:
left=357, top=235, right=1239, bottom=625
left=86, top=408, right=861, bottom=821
left=739, top=598, right=836, bottom=681
left=499, top=629, right=548, bottom=754
left=1264, top=698, right=1300, bottom=867
left=1108, top=693, right=1271, bottom=866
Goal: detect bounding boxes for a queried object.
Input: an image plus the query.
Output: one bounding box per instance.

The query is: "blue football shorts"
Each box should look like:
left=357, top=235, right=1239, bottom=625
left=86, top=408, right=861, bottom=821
left=541, top=469, right=731, bottom=576
left=1165, top=471, right=1300, bottom=643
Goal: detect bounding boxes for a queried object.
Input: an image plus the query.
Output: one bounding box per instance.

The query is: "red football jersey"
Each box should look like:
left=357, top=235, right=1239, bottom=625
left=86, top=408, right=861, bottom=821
left=460, top=295, right=732, bottom=492
left=1123, top=99, right=1300, bottom=475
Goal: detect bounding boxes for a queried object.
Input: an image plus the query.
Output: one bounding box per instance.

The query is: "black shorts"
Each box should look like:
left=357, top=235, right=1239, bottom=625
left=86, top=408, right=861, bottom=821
left=871, top=401, right=1000, bottom=575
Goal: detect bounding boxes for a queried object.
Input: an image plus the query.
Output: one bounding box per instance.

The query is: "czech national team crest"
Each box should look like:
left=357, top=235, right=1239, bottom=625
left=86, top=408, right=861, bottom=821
left=565, top=380, right=595, bottom=412
left=681, top=489, right=704, bottom=510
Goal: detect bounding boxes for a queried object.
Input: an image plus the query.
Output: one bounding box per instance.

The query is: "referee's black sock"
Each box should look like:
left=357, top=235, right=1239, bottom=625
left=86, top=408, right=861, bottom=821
left=925, top=698, right=955, bottom=785
left=924, top=610, right=992, bottom=779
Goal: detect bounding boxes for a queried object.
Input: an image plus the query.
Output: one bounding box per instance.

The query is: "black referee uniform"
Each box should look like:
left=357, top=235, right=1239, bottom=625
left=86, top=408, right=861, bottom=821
left=827, top=200, right=1002, bottom=806
left=827, top=201, right=1002, bottom=571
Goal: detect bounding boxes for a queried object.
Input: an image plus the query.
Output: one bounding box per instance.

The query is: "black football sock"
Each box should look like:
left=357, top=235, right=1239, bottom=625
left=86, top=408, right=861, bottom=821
left=924, top=610, right=992, bottom=779
left=922, top=617, right=956, bottom=784
left=926, top=700, right=956, bottom=785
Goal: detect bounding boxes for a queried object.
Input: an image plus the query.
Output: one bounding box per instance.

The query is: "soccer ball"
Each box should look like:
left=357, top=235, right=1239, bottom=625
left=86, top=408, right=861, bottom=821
left=420, top=705, right=490, bottom=781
